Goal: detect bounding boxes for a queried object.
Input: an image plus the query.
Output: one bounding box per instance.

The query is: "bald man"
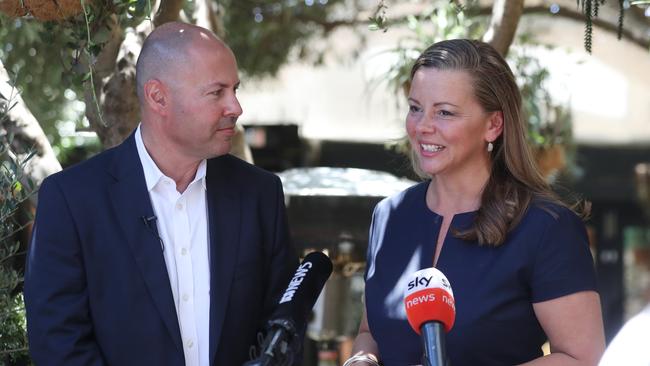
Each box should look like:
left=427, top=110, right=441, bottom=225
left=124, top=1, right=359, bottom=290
left=24, top=22, right=298, bottom=366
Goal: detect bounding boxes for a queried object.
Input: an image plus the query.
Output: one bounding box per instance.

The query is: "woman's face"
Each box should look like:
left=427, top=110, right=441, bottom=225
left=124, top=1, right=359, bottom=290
left=406, top=68, right=497, bottom=179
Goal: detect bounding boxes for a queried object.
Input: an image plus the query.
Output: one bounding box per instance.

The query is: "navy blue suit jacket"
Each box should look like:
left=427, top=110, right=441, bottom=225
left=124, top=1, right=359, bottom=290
left=24, top=133, right=298, bottom=365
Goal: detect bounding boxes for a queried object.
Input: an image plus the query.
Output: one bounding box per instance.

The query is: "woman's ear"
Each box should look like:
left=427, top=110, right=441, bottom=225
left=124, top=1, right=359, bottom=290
left=485, top=110, right=504, bottom=142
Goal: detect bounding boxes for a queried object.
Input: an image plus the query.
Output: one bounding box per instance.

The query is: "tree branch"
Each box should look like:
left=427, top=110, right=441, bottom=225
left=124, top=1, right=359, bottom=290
left=154, top=0, right=184, bottom=26
left=193, top=0, right=224, bottom=37
left=482, top=0, right=525, bottom=56
left=0, top=60, right=62, bottom=195
left=93, top=16, right=126, bottom=79
left=472, top=5, right=650, bottom=50
left=288, top=11, right=363, bottom=33
left=84, top=16, right=141, bottom=148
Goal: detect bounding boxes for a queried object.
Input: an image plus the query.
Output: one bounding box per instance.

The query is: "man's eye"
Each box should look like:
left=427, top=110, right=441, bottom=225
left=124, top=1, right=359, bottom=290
left=210, top=90, right=223, bottom=97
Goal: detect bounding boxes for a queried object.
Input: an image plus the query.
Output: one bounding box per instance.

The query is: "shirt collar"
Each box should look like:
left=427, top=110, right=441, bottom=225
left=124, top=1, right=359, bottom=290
left=135, top=124, right=207, bottom=192
left=195, top=159, right=207, bottom=191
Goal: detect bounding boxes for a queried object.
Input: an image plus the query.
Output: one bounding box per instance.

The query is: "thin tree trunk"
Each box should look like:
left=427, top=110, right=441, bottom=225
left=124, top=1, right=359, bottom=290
left=481, top=0, right=525, bottom=56
left=83, top=15, right=142, bottom=148
left=194, top=0, right=225, bottom=37
left=1, top=60, right=61, bottom=192
left=154, top=0, right=185, bottom=27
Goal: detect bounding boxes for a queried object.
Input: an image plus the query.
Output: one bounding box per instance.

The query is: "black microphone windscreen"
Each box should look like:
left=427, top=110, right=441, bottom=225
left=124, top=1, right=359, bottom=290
left=272, top=251, right=333, bottom=330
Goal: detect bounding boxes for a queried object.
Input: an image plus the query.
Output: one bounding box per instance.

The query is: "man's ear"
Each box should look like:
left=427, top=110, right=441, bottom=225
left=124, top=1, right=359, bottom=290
left=143, top=79, right=168, bottom=115
left=485, top=110, right=504, bottom=142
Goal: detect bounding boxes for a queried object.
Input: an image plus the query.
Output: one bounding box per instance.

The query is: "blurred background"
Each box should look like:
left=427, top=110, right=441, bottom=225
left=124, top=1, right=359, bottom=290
left=1, top=0, right=649, bottom=364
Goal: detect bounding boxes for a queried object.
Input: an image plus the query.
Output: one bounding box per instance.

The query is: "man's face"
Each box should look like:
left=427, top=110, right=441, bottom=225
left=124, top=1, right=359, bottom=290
left=164, top=38, right=243, bottom=161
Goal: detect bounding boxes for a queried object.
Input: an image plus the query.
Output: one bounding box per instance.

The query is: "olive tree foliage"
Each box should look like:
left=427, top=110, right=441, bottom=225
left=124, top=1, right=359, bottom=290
left=0, top=59, right=61, bottom=189
left=0, top=75, right=36, bottom=365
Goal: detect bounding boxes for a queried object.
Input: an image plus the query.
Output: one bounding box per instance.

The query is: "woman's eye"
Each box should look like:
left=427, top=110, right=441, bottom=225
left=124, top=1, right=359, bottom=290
left=438, top=110, right=453, bottom=117
left=409, top=105, right=421, bottom=113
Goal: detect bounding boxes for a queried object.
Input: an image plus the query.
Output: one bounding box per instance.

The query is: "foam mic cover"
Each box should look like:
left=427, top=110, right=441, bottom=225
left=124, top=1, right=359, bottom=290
left=273, top=251, right=333, bottom=328
left=404, top=267, right=456, bottom=334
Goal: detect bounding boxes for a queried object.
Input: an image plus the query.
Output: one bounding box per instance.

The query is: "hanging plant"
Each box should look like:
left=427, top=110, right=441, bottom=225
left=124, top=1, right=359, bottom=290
left=577, top=0, right=633, bottom=53
left=0, top=0, right=28, bottom=18
left=25, top=0, right=84, bottom=20
left=0, top=0, right=84, bottom=20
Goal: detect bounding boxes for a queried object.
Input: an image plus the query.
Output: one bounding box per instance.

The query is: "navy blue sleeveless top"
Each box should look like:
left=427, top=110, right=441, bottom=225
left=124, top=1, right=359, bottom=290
left=364, top=181, right=597, bottom=366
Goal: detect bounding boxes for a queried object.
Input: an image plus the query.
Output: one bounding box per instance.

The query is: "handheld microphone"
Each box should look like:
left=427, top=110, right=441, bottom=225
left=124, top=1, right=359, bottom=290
left=404, top=267, right=455, bottom=366
left=243, top=251, right=333, bottom=366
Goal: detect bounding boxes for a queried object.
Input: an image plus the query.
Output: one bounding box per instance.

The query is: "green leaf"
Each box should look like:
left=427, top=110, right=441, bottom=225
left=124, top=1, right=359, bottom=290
left=91, top=26, right=111, bottom=44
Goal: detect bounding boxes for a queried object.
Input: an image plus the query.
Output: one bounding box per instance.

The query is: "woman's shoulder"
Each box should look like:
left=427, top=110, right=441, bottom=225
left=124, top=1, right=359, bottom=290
left=525, top=197, right=583, bottom=226
left=511, top=197, right=588, bottom=249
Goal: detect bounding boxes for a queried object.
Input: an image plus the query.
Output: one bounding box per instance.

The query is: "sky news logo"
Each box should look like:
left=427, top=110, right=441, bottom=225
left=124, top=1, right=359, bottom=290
left=405, top=291, right=455, bottom=310
left=279, top=261, right=312, bottom=304
left=407, top=275, right=450, bottom=291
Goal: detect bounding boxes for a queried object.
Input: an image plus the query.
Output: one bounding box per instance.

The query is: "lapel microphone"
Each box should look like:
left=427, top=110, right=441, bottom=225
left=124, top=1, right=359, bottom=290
left=141, top=215, right=157, bottom=229
left=140, top=215, right=163, bottom=251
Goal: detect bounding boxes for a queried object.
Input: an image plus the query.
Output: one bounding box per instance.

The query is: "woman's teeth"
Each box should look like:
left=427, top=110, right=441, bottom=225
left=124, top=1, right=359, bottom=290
left=421, top=144, right=444, bottom=152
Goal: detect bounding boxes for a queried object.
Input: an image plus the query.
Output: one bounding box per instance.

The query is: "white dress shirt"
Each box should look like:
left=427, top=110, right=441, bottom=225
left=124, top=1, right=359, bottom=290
left=135, top=126, right=210, bottom=366
left=599, top=304, right=650, bottom=366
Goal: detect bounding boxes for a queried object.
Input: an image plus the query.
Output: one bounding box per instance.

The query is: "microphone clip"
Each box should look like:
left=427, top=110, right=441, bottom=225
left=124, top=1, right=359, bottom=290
left=141, top=215, right=157, bottom=228
left=140, top=215, right=164, bottom=251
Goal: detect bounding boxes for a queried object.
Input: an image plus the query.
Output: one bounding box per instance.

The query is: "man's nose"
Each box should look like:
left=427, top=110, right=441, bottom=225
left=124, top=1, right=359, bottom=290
left=224, top=94, right=243, bottom=117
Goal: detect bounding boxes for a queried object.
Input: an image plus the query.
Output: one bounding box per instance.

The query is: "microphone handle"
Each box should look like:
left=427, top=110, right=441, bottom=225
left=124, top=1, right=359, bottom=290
left=420, top=321, right=447, bottom=366
left=241, top=328, right=285, bottom=366
left=242, top=319, right=295, bottom=366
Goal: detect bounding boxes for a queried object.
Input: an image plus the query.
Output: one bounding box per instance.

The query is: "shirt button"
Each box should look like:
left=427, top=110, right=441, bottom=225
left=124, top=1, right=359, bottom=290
left=182, top=294, right=189, bottom=302
left=186, top=339, right=194, bottom=348
left=176, top=203, right=183, bottom=210
left=181, top=248, right=188, bottom=256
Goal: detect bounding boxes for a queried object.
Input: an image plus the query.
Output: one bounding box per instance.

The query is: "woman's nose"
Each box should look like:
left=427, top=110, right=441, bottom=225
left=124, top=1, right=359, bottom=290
left=415, top=114, right=435, bottom=134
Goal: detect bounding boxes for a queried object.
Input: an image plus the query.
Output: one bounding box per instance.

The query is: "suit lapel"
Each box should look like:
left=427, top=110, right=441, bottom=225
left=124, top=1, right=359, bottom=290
left=107, top=134, right=183, bottom=352
left=206, top=157, right=242, bottom=365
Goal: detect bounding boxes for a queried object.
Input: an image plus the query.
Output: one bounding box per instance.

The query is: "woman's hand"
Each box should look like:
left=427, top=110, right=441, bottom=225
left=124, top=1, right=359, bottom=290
left=346, top=305, right=380, bottom=366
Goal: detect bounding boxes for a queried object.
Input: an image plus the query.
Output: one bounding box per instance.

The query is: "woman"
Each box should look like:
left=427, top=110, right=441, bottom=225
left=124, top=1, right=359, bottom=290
left=345, top=39, right=604, bottom=366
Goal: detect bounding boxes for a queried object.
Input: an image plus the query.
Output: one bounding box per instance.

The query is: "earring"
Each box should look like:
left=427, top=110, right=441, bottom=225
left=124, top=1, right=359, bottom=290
left=487, top=142, right=494, bottom=152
